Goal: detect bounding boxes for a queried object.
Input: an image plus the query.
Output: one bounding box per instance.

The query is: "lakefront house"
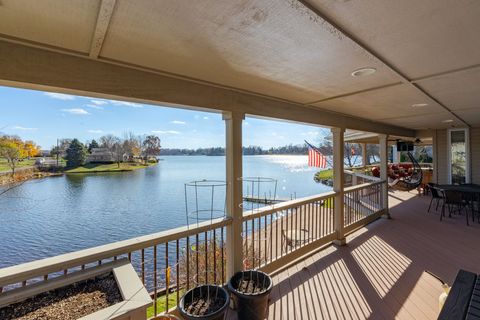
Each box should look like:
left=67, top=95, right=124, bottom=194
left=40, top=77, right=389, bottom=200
left=0, top=1, right=480, bottom=319
left=86, top=147, right=117, bottom=163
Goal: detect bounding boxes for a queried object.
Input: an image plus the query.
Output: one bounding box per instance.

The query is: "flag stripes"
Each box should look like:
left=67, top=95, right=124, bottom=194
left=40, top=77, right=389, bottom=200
left=308, top=147, right=327, bottom=168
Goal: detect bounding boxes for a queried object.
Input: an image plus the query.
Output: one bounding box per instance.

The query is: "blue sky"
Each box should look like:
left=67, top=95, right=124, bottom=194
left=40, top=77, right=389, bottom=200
left=0, top=86, right=328, bottom=150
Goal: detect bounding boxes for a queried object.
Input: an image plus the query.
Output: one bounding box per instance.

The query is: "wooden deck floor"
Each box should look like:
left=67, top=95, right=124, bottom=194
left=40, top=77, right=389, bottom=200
left=228, top=190, right=480, bottom=319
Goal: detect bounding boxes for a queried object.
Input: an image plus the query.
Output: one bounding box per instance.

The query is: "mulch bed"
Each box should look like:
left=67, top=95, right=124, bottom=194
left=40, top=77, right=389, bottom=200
left=0, top=273, right=122, bottom=320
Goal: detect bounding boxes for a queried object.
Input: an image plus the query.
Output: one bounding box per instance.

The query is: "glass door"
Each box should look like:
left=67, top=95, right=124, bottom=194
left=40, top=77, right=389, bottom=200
left=448, top=128, right=470, bottom=184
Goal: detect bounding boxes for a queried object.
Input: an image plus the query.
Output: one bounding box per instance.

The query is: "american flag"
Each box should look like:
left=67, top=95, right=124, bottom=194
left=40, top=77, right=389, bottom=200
left=308, top=146, right=327, bottom=168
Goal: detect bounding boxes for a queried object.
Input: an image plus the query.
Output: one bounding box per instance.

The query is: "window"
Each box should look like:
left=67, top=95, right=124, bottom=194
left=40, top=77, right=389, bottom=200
left=448, top=128, right=470, bottom=184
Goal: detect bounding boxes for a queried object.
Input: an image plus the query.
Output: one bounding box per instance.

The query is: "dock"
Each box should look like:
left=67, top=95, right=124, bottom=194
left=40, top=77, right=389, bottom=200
left=243, top=196, right=290, bottom=205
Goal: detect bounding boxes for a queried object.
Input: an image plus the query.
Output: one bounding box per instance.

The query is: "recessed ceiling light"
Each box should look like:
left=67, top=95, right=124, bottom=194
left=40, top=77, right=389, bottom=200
left=442, top=119, right=453, bottom=123
left=411, top=103, right=428, bottom=108
left=351, top=68, right=376, bottom=77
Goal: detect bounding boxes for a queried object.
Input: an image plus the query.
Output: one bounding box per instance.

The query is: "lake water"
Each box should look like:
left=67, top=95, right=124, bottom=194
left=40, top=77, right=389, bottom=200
left=0, top=155, right=331, bottom=268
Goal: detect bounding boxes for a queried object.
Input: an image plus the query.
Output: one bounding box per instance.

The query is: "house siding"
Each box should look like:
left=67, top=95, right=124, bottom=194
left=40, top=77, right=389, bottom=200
left=436, top=129, right=448, bottom=184
left=471, top=128, right=480, bottom=184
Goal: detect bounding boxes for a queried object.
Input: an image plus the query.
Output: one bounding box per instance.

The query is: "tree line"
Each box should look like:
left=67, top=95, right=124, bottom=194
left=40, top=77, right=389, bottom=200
left=161, top=144, right=311, bottom=156
left=0, top=134, right=41, bottom=174
left=51, top=133, right=161, bottom=168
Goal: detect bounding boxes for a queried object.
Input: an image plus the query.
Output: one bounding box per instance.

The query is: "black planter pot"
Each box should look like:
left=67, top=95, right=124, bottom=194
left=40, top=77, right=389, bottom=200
left=228, top=270, right=273, bottom=320
left=179, top=285, right=230, bottom=320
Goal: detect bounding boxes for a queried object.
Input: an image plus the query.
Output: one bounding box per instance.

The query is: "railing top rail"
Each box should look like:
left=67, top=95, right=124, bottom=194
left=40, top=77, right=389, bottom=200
left=242, top=190, right=337, bottom=221
left=0, top=217, right=231, bottom=288
left=344, top=180, right=386, bottom=193
left=344, top=170, right=380, bottom=182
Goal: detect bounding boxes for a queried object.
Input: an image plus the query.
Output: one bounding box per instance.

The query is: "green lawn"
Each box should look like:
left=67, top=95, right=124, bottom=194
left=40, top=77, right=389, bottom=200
left=0, top=158, right=36, bottom=172
left=146, top=290, right=184, bottom=318
left=65, top=162, right=154, bottom=173
left=315, top=169, right=333, bottom=180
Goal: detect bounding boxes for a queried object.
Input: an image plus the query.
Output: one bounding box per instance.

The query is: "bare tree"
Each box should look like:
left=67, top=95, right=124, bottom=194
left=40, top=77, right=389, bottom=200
left=113, top=141, right=125, bottom=168
left=142, top=135, right=161, bottom=163
left=344, top=143, right=361, bottom=168
left=99, top=134, right=120, bottom=162
left=122, top=132, right=141, bottom=162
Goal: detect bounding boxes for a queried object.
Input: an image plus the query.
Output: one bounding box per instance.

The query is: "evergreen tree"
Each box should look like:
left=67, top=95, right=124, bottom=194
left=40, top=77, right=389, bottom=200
left=88, top=139, right=99, bottom=153
left=65, top=139, right=87, bottom=168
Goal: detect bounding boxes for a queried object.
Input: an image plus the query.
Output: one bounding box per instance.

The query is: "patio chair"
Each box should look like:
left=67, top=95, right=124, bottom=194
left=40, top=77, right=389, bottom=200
left=281, top=229, right=309, bottom=251
left=427, top=184, right=443, bottom=213
left=441, top=190, right=469, bottom=226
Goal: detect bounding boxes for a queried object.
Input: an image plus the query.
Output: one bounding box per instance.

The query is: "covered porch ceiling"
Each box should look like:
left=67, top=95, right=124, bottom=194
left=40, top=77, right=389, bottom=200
left=0, top=0, right=479, bottom=134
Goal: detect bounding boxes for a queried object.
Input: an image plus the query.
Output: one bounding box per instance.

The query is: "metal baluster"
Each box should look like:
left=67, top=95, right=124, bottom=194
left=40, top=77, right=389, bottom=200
left=153, top=245, right=157, bottom=317
left=257, top=217, right=261, bottom=267
left=186, top=237, right=190, bottom=290
left=195, top=234, right=199, bottom=285
left=213, top=229, right=217, bottom=284
left=269, top=213, right=273, bottom=263
left=252, top=218, right=255, bottom=269
left=176, top=239, right=180, bottom=304
left=166, top=242, right=169, bottom=311
left=221, top=227, right=225, bottom=284
left=264, top=215, right=267, bottom=265
left=141, top=249, right=145, bottom=284
left=244, top=220, right=248, bottom=267
left=204, top=231, right=208, bottom=284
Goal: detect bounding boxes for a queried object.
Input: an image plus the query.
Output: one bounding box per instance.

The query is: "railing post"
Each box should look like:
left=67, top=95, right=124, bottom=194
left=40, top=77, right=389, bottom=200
left=223, top=111, right=244, bottom=279
left=332, top=127, right=346, bottom=246
left=379, top=134, right=390, bottom=218
left=361, top=143, right=367, bottom=166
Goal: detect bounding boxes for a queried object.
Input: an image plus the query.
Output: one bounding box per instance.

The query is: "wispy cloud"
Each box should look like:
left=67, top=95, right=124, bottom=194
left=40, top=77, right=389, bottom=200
left=109, top=100, right=143, bottom=108
left=12, top=126, right=38, bottom=131
left=86, top=104, right=104, bottom=110
left=301, top=131, right=319, bottom=136
left=90, top=100, right=108, bottom=105
left=171, top=120, right=186, bottom=125
left=44, top=92, right=75, bottom=100
left=203, top=116, right=209, bottom=120
left=61, top=108, right=90, bottom=115
left=87, top=129, right=104, bottom=134
left=151, top=130, right=180, bottom=135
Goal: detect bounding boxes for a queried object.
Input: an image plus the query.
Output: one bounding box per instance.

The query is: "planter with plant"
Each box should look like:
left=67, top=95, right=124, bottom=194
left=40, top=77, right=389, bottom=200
left=179, top=285, right=229, bottom=320
left=228, top=270, right=272, bottom=320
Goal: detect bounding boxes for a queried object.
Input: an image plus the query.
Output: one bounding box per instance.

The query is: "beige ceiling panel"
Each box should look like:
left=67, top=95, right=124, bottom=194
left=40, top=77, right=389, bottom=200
left=312, top=84, right=440, bottom=120
left=0, top=0, right=99, bottom=53
left=416, top=67, right=480, bottom=112
left=100, top=0, right=400, bottom=103
left=378, top=112, right=463, bottom=130
left=453, top=109, right=480, bottom=127
left=309, top=0, right=480, bottom=79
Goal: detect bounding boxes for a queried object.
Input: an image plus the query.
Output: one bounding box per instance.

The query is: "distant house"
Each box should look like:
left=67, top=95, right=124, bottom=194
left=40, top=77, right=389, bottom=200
left=40, top=150, right=50, bottom=157
left=87, top=148, right=116, bottom=163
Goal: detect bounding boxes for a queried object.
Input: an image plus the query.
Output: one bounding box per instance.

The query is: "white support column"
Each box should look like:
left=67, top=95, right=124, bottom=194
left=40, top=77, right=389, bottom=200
left=332, top=127, right=346, bottom=246
left=361, top=143, right=367, bottom=168
left=379, top=134, right=390, bottom=218
left=223, top=111, right=244, bottom=278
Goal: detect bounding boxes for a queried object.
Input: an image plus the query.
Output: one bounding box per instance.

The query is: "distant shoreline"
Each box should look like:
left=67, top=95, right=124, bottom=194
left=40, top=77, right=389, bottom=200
left=65, top=162, right=157, bottom=174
